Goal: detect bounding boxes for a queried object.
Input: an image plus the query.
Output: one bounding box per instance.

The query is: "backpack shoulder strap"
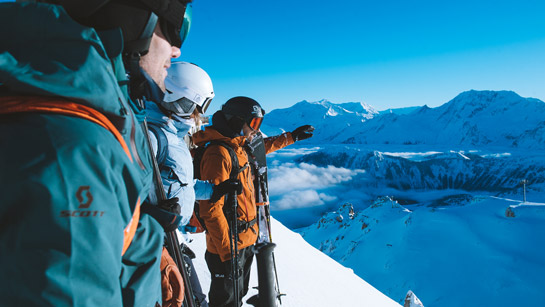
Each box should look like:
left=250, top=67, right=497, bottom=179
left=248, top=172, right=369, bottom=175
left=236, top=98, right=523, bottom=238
left=0, top=96, right=133, bottom=161
left=194, top=140, right=248, bottom=181
left=147, top=122, right=169, bottom=168
left=209, top=140, right=247, bottom=180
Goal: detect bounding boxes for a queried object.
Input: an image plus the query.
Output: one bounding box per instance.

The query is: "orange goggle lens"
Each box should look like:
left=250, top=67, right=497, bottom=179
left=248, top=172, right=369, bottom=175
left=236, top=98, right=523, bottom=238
left=249, top=117, right=263, bottom=131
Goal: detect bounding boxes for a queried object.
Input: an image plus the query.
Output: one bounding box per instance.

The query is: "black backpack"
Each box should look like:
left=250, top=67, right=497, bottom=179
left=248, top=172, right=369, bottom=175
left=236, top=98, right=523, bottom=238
left=193, top=141, right=241, bottom=182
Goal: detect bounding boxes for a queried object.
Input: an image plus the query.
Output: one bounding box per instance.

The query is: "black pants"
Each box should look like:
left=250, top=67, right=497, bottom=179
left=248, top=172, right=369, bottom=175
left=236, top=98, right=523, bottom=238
left=205, top=247, right=254, bottom=307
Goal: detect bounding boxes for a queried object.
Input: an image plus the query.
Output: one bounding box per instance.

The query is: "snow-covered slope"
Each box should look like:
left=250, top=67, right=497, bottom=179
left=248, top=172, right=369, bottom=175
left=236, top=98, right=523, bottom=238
left=300, top=197, right=545, bottom=307
left=260, top=99, right=378, bottom=142
left=187, top=217, right=401, bottom=307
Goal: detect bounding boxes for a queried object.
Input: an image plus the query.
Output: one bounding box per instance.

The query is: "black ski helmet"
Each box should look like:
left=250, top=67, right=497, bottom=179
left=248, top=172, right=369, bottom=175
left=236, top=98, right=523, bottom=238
left=55, top=0, right=191, bottom=56
left=221, top=96, right=265, bottom=131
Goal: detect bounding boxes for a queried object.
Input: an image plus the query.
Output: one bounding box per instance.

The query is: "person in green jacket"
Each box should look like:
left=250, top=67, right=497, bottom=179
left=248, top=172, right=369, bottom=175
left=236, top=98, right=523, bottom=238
left=0, top=0, right=190, bottom=305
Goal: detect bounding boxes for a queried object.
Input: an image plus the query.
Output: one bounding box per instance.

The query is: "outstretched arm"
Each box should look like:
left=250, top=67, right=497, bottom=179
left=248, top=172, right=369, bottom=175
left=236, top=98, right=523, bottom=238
left=263, top=125, right=314, bottom=154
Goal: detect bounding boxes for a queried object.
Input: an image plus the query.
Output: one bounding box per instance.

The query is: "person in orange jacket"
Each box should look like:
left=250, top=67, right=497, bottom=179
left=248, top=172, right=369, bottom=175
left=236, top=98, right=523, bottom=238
left=192, top=96, right=313, bottom=306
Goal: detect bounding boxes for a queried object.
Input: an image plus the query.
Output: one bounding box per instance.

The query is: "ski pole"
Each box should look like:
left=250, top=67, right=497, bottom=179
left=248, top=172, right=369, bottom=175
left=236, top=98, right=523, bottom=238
left=232, top=191, right=240, bottom=307
left=265, top=205, right=284, bottom=305
left=138, top=99, right=196, bottom=307
left=226, top=189, right=240, bottom=307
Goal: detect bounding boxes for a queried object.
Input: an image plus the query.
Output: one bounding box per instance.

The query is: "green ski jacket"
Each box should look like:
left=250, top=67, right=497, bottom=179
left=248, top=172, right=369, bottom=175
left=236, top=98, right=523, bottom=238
left=0, top=3, right=163, bottom=306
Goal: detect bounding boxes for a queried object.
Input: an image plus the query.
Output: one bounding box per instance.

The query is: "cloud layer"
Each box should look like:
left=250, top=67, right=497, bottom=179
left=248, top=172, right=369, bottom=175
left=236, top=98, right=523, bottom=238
left=268, top=162, right=365, bottom=210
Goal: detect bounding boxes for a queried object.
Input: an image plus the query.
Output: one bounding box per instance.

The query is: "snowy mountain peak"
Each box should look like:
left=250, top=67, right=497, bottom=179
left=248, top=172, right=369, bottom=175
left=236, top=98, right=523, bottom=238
left=262, top=90, right=545, bottom=148
left=338, top=101, right=379, bottom=116
left=450, top=89, right=521, bottom=105
left=339, top=90, right=545, bottom=148
left=294, top=99, right=377, bottom=117
left=261, top=99, right=378, bottom=142
left=440, top=90, right=541, bottom=118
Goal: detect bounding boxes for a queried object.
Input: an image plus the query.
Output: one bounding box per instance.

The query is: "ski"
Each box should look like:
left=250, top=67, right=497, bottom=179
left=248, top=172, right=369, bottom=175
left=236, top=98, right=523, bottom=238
left=246, top=132, right=285, bottom=306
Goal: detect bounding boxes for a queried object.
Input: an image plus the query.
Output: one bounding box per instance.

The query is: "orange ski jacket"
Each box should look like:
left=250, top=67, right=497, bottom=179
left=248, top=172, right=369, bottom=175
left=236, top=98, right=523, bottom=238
left=193, top=128, right=294, bottom=261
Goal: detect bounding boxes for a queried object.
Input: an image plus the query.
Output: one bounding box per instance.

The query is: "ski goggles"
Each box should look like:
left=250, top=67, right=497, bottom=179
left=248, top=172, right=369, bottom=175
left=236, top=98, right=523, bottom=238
left=160, top=3, right=192, bottom=48
left=174, top=97, right=197, bottom=117
left=197, top=97, right=213, bottom=115
left=249, top=117, right=263, bottom=131
left=173, top=96, right=212, bottom=118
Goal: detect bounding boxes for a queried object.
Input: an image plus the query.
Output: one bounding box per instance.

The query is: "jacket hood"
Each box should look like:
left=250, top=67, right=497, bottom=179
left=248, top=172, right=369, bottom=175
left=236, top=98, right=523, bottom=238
left=145, top=100, right=194, bottom=138
left=193, top=126, right=247, bottom=149
left=145, top=100, right=171, bottom=128
left=0, top=2, right=127, bottom=117
left=210, top=110, right=243, bottom=138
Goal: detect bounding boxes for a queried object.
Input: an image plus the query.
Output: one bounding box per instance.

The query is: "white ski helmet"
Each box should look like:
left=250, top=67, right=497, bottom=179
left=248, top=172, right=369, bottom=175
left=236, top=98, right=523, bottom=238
left=162, top=61, right=215, bottom=117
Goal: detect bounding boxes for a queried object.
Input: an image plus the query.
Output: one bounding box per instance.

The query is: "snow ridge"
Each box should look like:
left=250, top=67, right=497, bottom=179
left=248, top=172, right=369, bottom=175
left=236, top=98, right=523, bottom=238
left=260, top=99, right=378, bottom=142
left=299, top=197, right=545, bottom=306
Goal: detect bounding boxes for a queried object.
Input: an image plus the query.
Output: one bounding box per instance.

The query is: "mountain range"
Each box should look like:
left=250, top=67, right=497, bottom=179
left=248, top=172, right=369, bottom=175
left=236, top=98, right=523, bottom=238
left=261, top=99, right=378, bottom=143
left=261, top=90, right=545, bottom=149
left=259, top=90, right=545, bottom=306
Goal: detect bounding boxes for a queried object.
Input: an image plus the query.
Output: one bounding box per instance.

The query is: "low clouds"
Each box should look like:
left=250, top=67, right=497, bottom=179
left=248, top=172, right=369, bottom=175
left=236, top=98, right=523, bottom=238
left=274, top=190, right=337, bottom=210
left=268, top=162, right=364, bottom=210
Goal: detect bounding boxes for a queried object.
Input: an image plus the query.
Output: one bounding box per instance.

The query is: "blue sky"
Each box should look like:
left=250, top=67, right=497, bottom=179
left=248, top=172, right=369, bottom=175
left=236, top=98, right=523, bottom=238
left=180, top=0, right=545, bottom=113
left=4, top=0, right=544, bottom=113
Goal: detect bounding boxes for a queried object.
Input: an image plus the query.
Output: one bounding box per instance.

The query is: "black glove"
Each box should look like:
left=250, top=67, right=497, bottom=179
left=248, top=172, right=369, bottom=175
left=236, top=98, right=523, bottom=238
left=158, top=197, right=181, bottom=215
left=142, top=197, right=182, bottom=232
left=210, top=179, right=243, bottom=203
left=291, top=125, right=314, bottom=141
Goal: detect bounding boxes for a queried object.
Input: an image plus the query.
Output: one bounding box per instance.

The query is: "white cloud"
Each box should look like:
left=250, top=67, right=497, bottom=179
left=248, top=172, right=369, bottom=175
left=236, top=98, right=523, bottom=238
left=268, top=162, right=364, bottom=195
left=274, top=190, right=338, bottom=210
left=268, top=162, right=366, bottom=211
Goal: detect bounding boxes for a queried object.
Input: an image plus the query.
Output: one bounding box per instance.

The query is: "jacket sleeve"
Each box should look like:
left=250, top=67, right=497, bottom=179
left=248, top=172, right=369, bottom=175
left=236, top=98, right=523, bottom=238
left=198, top=147, right=234, bottom=262
left=120, top=214, right=163, bottom=306
left=0, top=116, right=161, bottom=306
left=264, top=132, right=295, bottom=154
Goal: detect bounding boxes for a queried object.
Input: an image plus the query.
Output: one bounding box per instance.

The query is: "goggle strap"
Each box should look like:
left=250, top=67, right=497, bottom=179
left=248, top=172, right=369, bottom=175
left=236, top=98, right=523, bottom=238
left=140, top=12, right=158, bottom=42
left=123, top=13, right=157, bottom=57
